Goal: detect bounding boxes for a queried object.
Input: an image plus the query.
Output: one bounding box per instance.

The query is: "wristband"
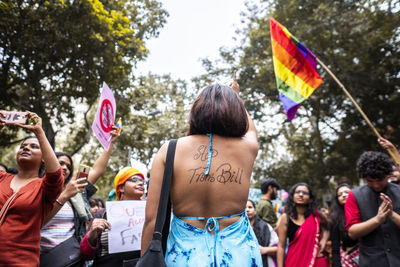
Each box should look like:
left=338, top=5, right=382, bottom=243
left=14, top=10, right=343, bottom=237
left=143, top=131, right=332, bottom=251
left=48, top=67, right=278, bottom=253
left=55, top=199, right=64, bottom=206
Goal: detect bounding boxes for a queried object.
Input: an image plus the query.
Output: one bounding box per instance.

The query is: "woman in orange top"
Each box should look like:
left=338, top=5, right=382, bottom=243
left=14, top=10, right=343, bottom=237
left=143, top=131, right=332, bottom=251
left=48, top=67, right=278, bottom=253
left=0, top=111, right=63, bottom=266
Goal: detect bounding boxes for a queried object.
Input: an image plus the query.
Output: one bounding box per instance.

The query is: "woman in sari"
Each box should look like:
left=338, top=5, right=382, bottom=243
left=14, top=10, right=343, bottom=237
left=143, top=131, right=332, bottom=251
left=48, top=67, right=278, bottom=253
left=277, top=183, right=329, bottom=267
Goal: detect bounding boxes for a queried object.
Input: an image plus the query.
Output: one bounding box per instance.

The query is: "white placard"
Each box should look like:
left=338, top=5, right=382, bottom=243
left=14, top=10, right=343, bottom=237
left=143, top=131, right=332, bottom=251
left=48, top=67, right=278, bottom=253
left=106, top=200, right=146, bottom=254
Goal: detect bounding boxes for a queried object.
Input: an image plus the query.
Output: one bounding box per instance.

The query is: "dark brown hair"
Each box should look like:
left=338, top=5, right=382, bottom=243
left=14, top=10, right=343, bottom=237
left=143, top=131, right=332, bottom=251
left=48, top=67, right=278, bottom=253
left=188, top=84, right=248, bottom=137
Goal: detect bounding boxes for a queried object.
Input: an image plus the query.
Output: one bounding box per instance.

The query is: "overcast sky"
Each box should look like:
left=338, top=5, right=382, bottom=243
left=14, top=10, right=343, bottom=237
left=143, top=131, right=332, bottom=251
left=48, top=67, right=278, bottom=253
left=136, top=0, right=246, bottom=81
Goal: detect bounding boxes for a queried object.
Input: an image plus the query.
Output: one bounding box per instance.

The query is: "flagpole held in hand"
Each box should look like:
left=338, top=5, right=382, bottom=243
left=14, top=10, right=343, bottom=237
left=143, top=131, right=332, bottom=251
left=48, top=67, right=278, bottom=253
left=315, top=57, right=399, bottom=166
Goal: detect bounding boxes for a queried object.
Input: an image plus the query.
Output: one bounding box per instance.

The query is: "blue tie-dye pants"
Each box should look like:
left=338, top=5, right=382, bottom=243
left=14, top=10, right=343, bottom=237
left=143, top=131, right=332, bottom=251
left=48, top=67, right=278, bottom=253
left=165, top=211, right=263, bottom=267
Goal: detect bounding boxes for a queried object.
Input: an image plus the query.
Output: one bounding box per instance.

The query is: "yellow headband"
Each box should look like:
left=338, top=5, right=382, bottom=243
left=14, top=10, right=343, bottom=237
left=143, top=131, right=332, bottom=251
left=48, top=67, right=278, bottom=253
left=114, top=167, right=144, bottom=200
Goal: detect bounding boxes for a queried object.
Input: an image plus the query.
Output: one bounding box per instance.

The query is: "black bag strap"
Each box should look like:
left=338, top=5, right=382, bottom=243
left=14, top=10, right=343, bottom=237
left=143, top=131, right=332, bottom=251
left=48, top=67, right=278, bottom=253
left=152, top=139, right=177, bottom=248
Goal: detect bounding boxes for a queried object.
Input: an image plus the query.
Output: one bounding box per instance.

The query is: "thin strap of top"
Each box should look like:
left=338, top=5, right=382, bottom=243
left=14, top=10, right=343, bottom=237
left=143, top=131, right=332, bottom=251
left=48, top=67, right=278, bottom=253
left=177, top=211, right=244, bottom=221
left=177, top=211, right=245, bottom=233
left=205, top=133, right=212, bottom=176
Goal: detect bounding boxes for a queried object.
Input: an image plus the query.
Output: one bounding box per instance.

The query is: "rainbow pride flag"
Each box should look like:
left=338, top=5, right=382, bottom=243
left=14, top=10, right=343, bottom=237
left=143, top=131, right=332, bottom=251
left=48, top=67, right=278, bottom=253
left=115, top=117, right=122, bottom=136
left=270, top=17, right=323, bottom=120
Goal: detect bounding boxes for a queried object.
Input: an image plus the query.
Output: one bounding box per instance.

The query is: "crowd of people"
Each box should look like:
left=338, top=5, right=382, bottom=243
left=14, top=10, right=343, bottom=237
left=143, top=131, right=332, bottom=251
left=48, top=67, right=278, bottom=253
left=1, top=73, right=400, bottom=267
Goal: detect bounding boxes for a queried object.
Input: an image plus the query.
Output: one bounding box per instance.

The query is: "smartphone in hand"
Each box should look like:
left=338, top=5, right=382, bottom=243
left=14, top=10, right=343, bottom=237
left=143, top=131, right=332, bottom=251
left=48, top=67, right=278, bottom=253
left=0, top=110, right=27, bottom=124
left=78, top=164, right=90, bottom=183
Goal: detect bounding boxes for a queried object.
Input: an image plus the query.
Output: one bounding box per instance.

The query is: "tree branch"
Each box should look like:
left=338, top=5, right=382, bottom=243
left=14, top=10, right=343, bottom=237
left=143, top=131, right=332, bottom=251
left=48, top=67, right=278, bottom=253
left=0, top=137, right=27, bottom=147
left=70, top=102, right=94, bottom=156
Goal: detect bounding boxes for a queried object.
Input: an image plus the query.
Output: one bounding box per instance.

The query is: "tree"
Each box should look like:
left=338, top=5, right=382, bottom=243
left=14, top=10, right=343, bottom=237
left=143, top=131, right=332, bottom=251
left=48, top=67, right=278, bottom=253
left=200, top=0, right=400, bottom=196
left=71, top=74, right=193, bottom=199
left=0, top=0, right=168, bottom=148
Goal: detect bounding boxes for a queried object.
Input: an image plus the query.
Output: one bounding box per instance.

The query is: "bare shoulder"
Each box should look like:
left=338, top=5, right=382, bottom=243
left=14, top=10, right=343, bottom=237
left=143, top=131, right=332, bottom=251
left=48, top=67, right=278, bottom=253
left=280, top=213, right=288, bottom=226
left=241, top=134, right=258, bottom=156
left=155, top=140, right=170, bottom=162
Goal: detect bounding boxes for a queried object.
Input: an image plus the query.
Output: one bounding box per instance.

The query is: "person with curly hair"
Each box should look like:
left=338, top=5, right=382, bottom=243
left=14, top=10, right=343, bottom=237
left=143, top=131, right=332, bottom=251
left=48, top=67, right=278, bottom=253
left=329, top=184, right=358, bottom=267
left=345, top=151, right=400, bottom=267
left=277, top=183, right=329, bottom=267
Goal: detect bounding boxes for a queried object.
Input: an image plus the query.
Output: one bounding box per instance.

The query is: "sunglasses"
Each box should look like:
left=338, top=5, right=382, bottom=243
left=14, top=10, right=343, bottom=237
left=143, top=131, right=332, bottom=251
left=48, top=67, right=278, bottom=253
left=126, top=176, right=144, bottom=183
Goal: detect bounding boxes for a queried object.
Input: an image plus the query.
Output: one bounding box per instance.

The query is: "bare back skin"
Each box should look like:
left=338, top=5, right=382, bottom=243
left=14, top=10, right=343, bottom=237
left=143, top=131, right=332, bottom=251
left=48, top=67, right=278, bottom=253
left=141, top=119, right=257, bottom=253
left=141, top=73, right=258, bottom=254
left=171, top=134, right=257, bottom=229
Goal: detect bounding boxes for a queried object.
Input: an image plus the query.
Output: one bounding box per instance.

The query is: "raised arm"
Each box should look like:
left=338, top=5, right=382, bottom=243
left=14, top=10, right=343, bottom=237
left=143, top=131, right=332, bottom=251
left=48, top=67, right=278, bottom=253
left=87, top=126, right=119, bottom=184
left=229, top=71, right=258, bottom=153
left=141, top=141, right=168, bottom=255
left=19, top=112, right=61, bottom=173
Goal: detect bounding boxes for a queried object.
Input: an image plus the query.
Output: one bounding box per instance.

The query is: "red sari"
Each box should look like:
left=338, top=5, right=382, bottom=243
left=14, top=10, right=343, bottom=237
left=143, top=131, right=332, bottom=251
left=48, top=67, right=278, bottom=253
left=285, top=211, right=329, bottom=267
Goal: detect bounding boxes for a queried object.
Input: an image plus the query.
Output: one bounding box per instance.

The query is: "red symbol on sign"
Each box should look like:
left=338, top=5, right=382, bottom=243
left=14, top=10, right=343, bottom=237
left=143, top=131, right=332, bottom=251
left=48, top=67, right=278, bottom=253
left=99, top=99, right=114, bottom=132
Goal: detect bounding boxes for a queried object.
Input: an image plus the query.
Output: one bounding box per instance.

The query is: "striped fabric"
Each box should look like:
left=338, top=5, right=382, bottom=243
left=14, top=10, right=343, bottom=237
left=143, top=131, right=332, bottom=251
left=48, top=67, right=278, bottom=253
left=40, top=202, right=75, bottom=252
left=100, top=229, right=109, bottom=256
left=270, top=17, right=323, bottom=120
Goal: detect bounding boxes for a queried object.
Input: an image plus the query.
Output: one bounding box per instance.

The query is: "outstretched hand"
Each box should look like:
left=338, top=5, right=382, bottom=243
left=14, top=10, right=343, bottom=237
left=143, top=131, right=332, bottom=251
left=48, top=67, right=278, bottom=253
left=12, top=111, right=43, bottom=135
left=229, top=70, right=240, bottom=94
left=63, top=172, right=88, bottom=199
left=378, top=138, right=396, bottom=151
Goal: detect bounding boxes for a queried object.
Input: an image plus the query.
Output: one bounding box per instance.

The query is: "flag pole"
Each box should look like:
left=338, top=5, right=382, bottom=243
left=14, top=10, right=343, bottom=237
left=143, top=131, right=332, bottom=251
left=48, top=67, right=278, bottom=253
left=315, top=57, right=399, bottom=165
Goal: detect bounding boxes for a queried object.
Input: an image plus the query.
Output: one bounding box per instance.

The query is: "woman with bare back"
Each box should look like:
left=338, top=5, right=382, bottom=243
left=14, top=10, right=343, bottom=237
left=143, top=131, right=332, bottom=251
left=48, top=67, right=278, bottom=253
left=141, top=72, right=262, bottom=266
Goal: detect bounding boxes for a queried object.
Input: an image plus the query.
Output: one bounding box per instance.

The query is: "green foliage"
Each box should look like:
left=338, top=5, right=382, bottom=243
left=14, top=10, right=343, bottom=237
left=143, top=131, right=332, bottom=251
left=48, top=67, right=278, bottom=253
left=0, top=0, right=168, bottom=147
left=199, top=0, right=400, bottom=198
left=76, top=74, right=192, bottom=199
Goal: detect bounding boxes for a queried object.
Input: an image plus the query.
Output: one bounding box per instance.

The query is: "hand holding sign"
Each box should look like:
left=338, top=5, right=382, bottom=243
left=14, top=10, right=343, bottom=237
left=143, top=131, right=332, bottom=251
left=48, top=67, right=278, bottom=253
left=92, top=83, right=117, bottom=151
left=87, top=218, right=112, bottom=246
left=106, top=200, right=146, bottom=253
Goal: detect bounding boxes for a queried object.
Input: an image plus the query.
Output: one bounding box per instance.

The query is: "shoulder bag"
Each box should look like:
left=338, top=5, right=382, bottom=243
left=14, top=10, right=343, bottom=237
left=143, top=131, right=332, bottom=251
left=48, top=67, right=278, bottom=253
left=39, top=235, right=82, bottom=267
left=134, top=139, right=177, bottom=267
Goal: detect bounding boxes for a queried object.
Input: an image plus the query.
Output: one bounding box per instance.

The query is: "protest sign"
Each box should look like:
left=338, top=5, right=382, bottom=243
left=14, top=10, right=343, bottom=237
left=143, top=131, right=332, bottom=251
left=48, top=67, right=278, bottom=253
left=0, top=111, right=27, bottom=124
left=92, top=82, right=116, bottom=151
left=106, top=200, right=146, bottom=254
